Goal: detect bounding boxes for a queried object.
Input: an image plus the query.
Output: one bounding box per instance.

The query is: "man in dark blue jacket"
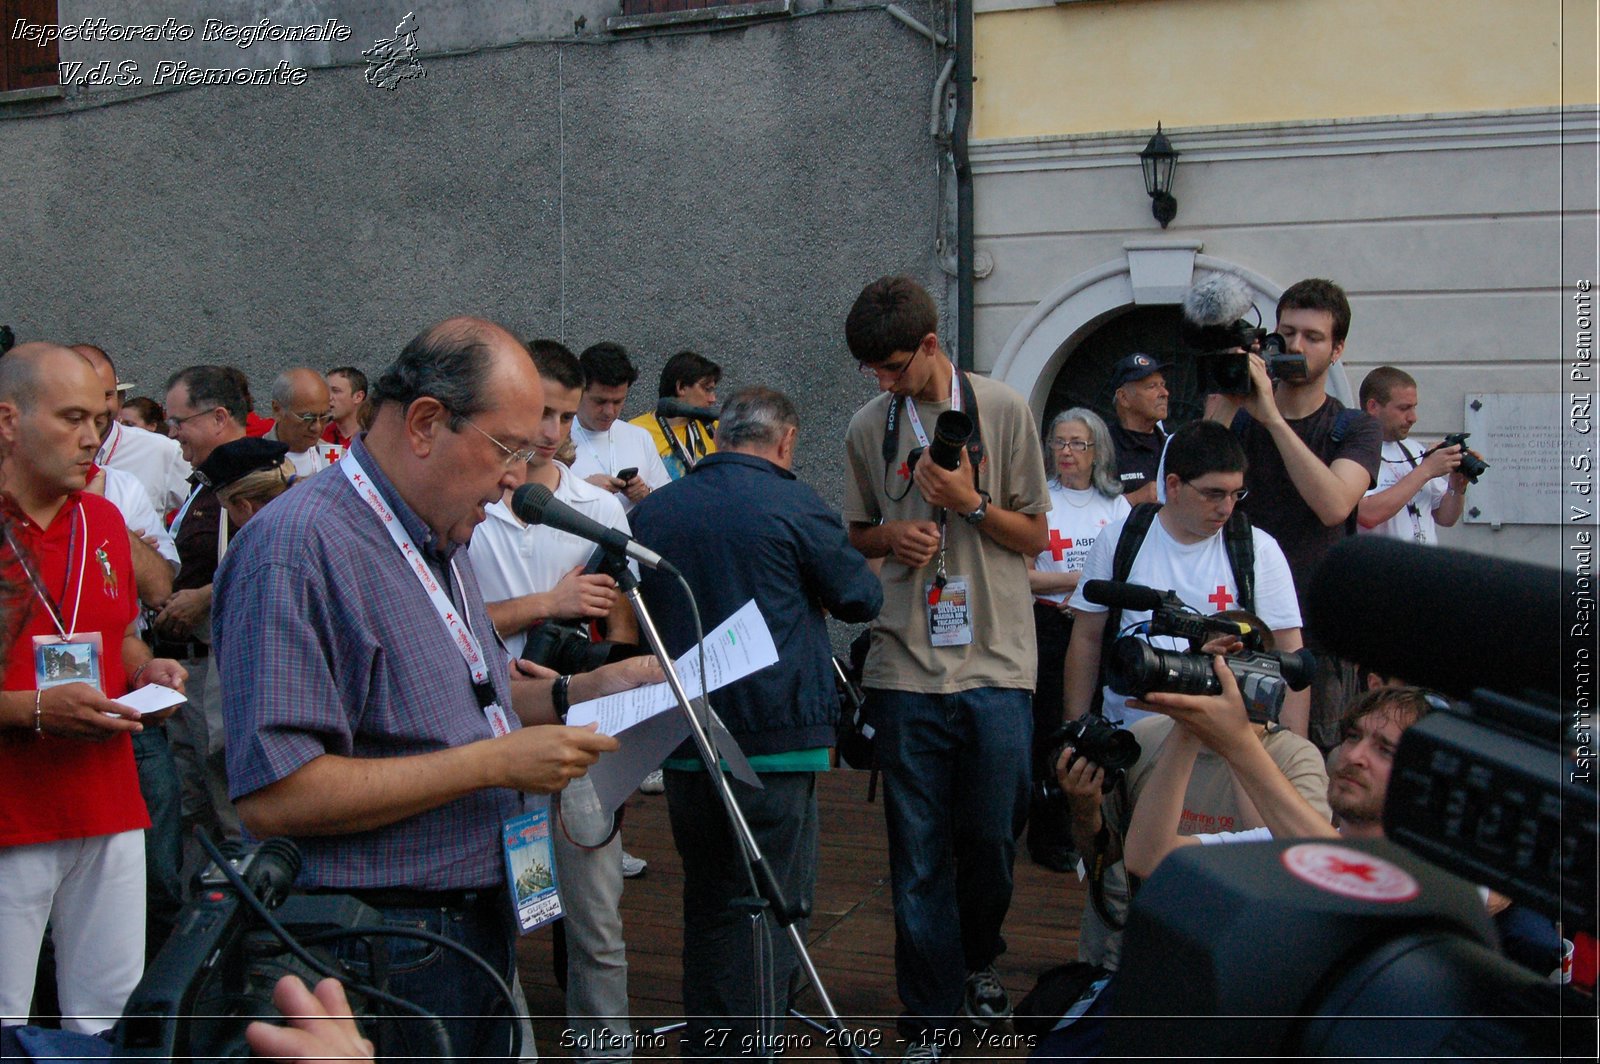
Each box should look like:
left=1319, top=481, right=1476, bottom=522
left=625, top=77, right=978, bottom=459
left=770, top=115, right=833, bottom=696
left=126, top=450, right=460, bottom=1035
left=630, top=386, right=882, bottom=1058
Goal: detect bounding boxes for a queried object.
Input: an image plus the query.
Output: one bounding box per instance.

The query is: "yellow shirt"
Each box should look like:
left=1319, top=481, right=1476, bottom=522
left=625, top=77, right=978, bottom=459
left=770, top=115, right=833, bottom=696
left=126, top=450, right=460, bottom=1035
left=627, top=412, right=716, bottom=480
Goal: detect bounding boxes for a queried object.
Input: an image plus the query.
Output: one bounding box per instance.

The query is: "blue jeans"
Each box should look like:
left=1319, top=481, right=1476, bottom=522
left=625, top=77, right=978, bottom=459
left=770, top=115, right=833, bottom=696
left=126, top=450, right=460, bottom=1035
left=865, top=687, right=1032, bottom=1038
left=131, top=726, right=184, bottom=959
left=329, top=892, right=516, bottom=1062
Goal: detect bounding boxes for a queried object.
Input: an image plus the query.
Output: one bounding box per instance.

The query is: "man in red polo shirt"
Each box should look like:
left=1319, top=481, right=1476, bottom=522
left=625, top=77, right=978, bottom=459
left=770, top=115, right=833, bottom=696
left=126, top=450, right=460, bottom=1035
left=0, top=343, right=186, bottom=1034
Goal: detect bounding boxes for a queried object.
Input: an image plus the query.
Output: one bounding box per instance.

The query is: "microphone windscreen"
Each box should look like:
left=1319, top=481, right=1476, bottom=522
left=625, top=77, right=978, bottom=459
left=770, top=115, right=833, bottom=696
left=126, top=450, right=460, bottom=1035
left=1182, top=273, right=1255, bottom=327
left=1081, top=579, right=1168, bottom=614
left=1305, top=537, right=1563, bottom=700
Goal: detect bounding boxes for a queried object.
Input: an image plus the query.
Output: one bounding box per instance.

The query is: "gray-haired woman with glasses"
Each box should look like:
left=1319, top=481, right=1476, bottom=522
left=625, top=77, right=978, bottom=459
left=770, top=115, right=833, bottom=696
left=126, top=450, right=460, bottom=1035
left=1024, top=407, right=1130, bottom=872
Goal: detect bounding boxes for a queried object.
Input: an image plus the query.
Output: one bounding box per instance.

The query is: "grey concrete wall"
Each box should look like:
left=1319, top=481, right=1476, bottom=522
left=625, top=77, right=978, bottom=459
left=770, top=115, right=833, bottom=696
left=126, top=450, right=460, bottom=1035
left=2, top=3, right=945, bottom=504
left=969, top=109, right=1600, bottom=571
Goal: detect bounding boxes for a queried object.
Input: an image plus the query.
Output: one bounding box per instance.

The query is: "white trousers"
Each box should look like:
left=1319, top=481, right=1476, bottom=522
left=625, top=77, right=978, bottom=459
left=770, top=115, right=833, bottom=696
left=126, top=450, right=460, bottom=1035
left=0, top=830, right=146, bottom=1034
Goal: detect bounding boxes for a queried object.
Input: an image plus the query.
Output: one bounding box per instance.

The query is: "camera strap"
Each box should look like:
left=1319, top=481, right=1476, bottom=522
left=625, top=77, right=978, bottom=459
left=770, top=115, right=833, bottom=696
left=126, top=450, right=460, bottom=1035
left=654, top=413, right=710, bottom=473
left=1394, top=441, right=1426, bottom=541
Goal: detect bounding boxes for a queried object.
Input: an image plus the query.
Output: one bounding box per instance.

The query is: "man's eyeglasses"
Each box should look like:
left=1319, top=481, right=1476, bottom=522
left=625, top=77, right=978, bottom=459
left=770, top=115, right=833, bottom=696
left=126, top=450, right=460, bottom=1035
left=857, top=349, right=920, bottom=387
left=1048, top=439, right=1094, bottom=453
left=290, top=410, right=332, bottom=427
left=453, top=414, right=538, bottom=468
left=166, top=406, right=219, bottom=430
left=1181, top=479, right=1249, bottom=505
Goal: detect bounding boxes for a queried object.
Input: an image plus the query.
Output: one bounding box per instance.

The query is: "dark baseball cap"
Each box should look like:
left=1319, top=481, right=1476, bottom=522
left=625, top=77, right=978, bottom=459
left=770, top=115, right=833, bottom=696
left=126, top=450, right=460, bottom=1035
left=1109, top=353, right=1172, bottom=390
left=196, top=437, right=290, bottom=491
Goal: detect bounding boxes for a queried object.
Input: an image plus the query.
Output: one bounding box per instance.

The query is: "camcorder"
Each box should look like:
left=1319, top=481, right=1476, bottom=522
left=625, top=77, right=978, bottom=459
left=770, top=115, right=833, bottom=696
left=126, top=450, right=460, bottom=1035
left=114, top=835, right=519, bottom=1061
left=1035, top=715, right=1143, bottom=801
left=1105, top=539, right=1597, bottom=1059
left=1081, top=578, right=1316, bottom=726
left=906, top=409, right=973, bottom=473
left=1180, top=274, right=1309, bottom=395
left=1430, top=430, right=1492, bottom=483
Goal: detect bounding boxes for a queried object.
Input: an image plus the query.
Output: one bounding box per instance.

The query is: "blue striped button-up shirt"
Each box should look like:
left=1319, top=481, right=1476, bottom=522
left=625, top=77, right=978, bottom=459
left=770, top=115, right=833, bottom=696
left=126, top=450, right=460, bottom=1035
left=214, top=437, right=518, bottom=889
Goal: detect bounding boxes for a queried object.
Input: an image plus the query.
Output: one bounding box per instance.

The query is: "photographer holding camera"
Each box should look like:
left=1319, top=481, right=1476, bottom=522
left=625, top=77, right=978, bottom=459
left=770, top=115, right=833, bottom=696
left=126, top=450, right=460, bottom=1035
left=1206, top=278, right=1381, bottom=746
left=842, top=275, right=1049, bottom=1050
left=1355, top=366, right=1475, bottom=545
left=1060, top=420, right=1308, bottom=732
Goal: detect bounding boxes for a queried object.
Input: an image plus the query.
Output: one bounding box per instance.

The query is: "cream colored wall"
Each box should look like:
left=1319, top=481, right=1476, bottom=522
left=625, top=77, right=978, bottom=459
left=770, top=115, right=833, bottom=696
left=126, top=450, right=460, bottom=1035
left=976, top=0, right=1599, bottom=139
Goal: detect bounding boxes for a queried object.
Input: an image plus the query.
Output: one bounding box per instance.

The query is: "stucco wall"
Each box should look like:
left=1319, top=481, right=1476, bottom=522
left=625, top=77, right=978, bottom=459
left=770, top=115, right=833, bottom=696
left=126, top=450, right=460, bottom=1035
left=1, top=4, right=945, bottom=502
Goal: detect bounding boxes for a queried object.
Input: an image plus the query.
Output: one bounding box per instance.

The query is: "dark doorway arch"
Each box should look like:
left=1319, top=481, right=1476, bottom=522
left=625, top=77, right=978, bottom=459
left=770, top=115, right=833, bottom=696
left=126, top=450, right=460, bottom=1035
left=1041, top=304, right=1206, bottom=431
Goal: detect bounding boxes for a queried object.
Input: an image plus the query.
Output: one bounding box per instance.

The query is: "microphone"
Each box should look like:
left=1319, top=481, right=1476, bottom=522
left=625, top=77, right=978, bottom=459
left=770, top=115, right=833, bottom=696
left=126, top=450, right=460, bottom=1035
left=655, top=398, right=719, bottom=423
left=1180, top=272, right=1261, bottom=352
left=1081, top=579, right=1168, bottom=614
left=1305, top=537, right=1562, bottom=700
left=510, top=483, right=676, bottom=574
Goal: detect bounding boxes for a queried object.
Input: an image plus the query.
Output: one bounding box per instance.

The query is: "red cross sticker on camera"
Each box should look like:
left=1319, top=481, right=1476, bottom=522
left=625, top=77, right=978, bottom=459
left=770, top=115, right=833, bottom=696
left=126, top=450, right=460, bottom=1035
left=1281, top=843, right=1420, bottom=904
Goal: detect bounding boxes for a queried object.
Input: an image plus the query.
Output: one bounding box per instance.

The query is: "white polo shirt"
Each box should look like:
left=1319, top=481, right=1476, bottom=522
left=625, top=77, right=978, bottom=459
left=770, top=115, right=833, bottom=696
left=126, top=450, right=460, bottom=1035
left=568, top=418, right=671, bottom=512
left=102, top=466, right=180, bottom=569
left=263, top=425, right=335, bottom=479
left=467, top=464, right=637, bottom=659
left=96, top=421, right=192, bottom=515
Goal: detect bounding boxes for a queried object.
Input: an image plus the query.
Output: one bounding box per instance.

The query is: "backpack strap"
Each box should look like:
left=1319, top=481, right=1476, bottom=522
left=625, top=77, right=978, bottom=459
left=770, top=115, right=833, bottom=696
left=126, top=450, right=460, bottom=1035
left=1221, top=508, right=1256, bottom=615
left=1092, top=503, right=1162, bottom=713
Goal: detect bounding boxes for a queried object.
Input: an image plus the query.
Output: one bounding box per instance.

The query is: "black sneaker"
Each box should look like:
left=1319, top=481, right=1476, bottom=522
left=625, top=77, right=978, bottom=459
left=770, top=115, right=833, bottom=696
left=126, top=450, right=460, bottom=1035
left=962, top=965, right=1012, bottom=1026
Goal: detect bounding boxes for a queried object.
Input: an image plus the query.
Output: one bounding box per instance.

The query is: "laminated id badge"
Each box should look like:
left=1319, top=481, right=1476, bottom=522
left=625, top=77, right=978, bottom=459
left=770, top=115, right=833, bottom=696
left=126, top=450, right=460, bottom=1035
left=926, top=577, right=973, bottom=647
left=502, top=805, right=563, bottom=934
left=33, top=633, right=105, bottom=693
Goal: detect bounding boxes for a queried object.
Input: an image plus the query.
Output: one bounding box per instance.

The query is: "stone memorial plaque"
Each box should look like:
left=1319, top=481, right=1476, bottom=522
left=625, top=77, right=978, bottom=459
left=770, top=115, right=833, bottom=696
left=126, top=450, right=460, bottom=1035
left=1462, top=393, right=1563, bottom=525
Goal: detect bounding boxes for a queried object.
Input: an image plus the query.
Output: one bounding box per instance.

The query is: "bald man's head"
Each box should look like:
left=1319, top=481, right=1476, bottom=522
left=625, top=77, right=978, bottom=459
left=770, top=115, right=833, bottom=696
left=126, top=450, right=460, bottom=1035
left=270, top=367, right=332, bottom=452
left=0, top=343, right=107, bottom=502
left=70, top=343, right=121, bottom=432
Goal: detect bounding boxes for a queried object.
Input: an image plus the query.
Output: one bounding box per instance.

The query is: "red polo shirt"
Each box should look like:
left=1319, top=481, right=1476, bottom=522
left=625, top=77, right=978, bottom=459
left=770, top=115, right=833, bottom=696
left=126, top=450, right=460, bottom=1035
left=0, top=492, right=147, bottom=846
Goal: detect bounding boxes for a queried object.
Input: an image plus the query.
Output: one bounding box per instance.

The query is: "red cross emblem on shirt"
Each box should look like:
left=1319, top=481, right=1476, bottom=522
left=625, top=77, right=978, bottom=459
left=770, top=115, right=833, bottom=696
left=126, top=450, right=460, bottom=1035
left=1047, top=529, right=1072, bottom=561
left=897, top=461, right=911, bottom=480
left=326, top=448, right=341, bottom=462
left=1324, top=857, right=1378, bottom=882
left=1208, top=585, right=1234, bottom=611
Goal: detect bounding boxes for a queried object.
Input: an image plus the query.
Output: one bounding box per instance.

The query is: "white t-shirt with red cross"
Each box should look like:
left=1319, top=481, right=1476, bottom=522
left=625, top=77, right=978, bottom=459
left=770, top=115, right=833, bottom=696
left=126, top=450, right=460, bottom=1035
left=1068, top=511, right=1302, bottom=723
left=1033, top=483, right=1131, bottom=606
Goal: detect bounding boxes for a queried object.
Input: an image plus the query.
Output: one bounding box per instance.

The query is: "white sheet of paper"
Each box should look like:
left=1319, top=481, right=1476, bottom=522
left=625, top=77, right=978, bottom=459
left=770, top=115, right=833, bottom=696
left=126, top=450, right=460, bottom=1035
left=566, top=598, right=778, bottom=730
left=115, top=683, right=186, bottom=716
left=566, top=599, right=777, bottom=811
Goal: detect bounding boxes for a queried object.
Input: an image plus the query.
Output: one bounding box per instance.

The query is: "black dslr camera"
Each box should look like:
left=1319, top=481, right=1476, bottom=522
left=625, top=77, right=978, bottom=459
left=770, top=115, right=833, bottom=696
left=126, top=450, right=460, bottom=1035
left=1432, top=431, right=1490, bottom=483
left=522, top=620, right=625, bottom=675
left=1035, top=716, right=1143, bottom=800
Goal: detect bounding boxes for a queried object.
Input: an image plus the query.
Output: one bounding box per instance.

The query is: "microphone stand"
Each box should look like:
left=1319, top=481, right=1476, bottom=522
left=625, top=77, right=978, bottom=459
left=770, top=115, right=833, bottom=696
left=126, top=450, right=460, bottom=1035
left=589, top=550, right=869, bottom=1061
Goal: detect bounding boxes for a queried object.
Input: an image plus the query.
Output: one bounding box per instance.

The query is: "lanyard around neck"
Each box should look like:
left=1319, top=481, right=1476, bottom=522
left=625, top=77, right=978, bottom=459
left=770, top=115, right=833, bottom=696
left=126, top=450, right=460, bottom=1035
left=5, top=503, right=87, bottom=640
left=339, top=452, right=491, bottom=687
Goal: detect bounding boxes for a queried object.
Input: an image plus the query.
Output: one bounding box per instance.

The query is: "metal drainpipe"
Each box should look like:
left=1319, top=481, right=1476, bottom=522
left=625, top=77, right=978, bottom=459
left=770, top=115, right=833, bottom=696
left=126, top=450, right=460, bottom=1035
left=952, top=0, right=974, bottom=371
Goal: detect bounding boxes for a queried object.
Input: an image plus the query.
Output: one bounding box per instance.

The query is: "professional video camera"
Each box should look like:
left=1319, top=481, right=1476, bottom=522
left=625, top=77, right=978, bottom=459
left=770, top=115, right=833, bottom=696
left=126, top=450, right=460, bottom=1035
left=1180, top=274, right=1308, bottom=395
left=115, top=836, right=521, bottom=1061
left=1081, top=579, right=1316, bottom=726
left=115, top=838, right=384, bottom=1060
left=1104, top=538, right=1597, bottom=1059
left=1035, top=715, right=1142, bottom=801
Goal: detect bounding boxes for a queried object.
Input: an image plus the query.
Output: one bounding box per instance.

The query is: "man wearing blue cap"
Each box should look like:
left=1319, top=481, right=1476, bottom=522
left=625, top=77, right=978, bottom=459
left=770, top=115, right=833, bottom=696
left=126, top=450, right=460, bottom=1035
left=1107, top=353, right=1171, bottom=507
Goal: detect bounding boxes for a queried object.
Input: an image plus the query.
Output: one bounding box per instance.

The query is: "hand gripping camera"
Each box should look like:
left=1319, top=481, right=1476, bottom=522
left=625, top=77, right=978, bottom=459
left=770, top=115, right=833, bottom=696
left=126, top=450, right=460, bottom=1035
left=1081, top=579, right=1316, bottom=726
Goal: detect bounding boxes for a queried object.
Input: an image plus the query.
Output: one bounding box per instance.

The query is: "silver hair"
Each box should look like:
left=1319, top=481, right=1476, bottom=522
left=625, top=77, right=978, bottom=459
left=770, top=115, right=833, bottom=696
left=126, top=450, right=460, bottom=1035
left=1045, top=406, right=1121, bottom=497
left=715, top=386, right=798, bottom=451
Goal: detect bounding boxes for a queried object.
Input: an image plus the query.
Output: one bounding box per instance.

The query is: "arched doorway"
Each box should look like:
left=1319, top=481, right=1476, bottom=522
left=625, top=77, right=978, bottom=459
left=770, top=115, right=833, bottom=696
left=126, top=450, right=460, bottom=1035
left=991, top=245, right=1355, bottom=429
